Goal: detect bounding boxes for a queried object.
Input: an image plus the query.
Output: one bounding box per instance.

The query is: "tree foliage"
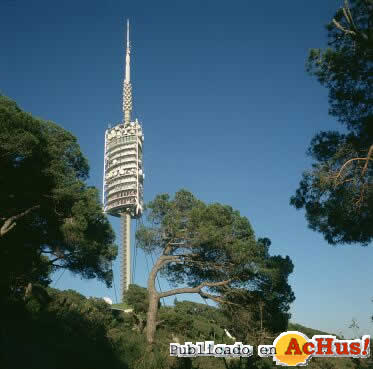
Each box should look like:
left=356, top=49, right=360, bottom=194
left=158, top=300, right=229, bottom=342
left=291, top=0, right=373, bottom=245
left=123, top=284, right=150, bottom=314
left=0, top=95, right=117, bottom=298
left=1, top=287, right=127, bottom=369
left=1, top=284, right=364, bottom=369
left=136, top=189, right=294, bottom=345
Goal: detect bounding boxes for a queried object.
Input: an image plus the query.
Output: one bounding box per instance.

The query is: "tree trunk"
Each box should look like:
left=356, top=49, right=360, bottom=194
left=23, top=282, right=32, bottom=300
left=146, top=290, right=159, bottom=345
left=145, top=254, right=165, bottom=346
left=143, top=251, right=231, bottom=346
left=144, top=252, right=179, bottom=346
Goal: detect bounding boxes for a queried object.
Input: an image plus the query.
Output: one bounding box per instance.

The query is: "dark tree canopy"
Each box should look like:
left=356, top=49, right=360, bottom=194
left=0, top=95, right=117, bottom=297
left=221, top=252, right=295, bottom=344
left=291, top=0, right=373, bottom=245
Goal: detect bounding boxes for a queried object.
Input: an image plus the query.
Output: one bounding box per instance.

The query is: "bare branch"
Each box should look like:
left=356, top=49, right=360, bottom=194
left=332, top=18, right=356, bottom=36
left=343, top=1, right=355, bottom=29
left=199, top=291, right=237, bottom=305
left=158, top=279, right=231, bottom=299
left=333, top=1, right=370, bottom=41
left=163, top=243, right=173, bottom=255
left=174, top=253, right=199, bottom=259
left=361, top=145, right=373, bottom=178
left=334, top=156, right=371, bottom=184
left=0, top=205, right=40, bottom=238
left=155, top=319, right=165, bottom=327
left=316, top=144, right=373, bottom=212
left=147, top=254, right=182, bottom=294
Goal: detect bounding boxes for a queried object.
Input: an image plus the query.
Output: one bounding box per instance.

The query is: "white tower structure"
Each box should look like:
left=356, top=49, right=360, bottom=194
left=103, top=20, right=144, bottom=301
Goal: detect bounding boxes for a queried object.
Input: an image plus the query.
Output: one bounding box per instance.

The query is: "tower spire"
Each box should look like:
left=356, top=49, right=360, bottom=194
left=104, top=19, right=144, bottom=301
left=123, top=19, right=132, bottom=125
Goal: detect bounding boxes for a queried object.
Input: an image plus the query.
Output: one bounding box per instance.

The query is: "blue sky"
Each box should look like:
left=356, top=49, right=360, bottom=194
left=1, top=0, right=372, bottom=339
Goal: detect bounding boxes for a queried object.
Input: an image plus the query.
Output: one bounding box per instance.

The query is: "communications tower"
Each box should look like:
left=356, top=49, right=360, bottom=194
left=103, top=20, right=144, bottom=301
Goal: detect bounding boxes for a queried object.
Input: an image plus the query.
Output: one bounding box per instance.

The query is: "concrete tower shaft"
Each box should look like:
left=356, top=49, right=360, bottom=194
left=103, top=19, right=144, bottom=300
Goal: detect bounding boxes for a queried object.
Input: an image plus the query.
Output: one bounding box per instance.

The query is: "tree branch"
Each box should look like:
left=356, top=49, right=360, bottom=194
left=155, top=319, right=165, bottom=327
left=361, top=145, right=373, bottom=178
left=0, top=205, right=40, bottom=237
left=332, top=18, right=356, bottom=36
left=333, top=0, right=370, bottom=41
left=158, top=279, right=231, bottom=299
left=199, top=291, right=232, bottom=305
left=183, top=259, right=235, bottom=271
left=333, top=149, right=373, bottom=185
left=147, top=254, right=182, bottom=294
left=163, top=243, right=173, bottom=255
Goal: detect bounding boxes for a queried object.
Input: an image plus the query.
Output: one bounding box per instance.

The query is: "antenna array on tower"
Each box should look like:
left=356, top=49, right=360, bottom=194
left=102, top=20, right=144, bottom=299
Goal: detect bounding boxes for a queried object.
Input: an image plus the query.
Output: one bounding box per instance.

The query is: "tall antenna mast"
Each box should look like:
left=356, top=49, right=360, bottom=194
left=103, top=19, right=145, bottom=301
left=123, top=19, right=132, bottom=125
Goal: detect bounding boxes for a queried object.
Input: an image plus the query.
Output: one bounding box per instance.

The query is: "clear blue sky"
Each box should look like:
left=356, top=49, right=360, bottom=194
left=1, top=0, right=372, bottom=339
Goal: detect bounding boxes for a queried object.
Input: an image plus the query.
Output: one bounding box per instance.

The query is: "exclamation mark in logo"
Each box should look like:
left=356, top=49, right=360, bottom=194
left=362, top=336, right=370, bottom=357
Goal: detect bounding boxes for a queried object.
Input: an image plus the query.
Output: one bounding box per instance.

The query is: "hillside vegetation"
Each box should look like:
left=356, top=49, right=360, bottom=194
left=2, top=285, right=371, bottom=369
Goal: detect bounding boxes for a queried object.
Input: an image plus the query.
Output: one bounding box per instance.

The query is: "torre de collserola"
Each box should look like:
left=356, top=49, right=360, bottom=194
left=103, top=20, right=144, bottom=300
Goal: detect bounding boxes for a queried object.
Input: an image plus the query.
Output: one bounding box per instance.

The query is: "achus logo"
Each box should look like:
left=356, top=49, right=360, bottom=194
left=258, top=331, right=370, bottom=366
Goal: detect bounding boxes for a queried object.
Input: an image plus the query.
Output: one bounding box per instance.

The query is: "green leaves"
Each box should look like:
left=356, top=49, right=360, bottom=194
left=158, top=300, right=229, bottom=342
left=0, top=95, right=117, bottom=297
left=292, top=0, right=373, bottom=245
left=123, top=284, right=150, bottom=314
left=137, top=189, right=294, bottom=323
